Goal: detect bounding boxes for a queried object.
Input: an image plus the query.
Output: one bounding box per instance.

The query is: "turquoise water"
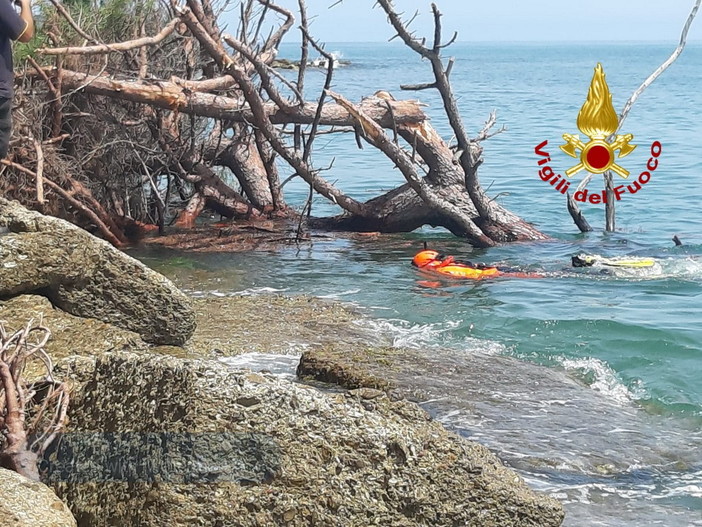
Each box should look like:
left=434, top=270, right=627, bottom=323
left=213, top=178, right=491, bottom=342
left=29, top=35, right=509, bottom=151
left=142, top=43, right=702, bottom=525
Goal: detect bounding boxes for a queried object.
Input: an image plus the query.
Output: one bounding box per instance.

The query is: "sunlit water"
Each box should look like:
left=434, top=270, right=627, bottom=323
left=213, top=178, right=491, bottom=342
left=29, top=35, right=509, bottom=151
left=137, top=42, right=702, bottom=526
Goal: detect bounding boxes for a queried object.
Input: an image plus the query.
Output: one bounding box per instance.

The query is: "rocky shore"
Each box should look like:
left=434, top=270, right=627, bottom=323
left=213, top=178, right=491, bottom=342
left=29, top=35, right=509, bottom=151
left=0, top=200, right=564, bottom=526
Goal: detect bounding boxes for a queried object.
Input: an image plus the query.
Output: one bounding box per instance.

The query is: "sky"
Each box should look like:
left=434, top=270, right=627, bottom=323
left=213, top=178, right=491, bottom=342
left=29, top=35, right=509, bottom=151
left=248, top=0, right=702, bottom=43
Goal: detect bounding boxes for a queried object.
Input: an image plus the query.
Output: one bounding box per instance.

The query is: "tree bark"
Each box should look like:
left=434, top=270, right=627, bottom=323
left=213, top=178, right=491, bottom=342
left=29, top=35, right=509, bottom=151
left=53, top=69, right=428, bottom=128
left=178, top=160, right=260, bottom=219
left=175, top=192, right=206, bottom=228
left=314, top=98, right=546, bottom=245
left=215, top=131, right=275, bottom=210
left=0, top=362, right=39, bottom=481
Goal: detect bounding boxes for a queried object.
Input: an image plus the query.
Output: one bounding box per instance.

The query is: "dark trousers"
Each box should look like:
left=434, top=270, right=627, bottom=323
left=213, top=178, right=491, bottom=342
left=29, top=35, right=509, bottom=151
left=0, top=97, right=12, bottom=158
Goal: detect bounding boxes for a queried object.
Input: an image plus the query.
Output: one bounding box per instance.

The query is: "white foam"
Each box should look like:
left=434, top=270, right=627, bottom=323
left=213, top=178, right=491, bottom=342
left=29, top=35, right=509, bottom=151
left=234, top=287, right=288, bottom=296
left=561, top=357, right=639, bottom=405
left=220, top=352, right=300, bottom=379
left=658, top=257, right=702, bottom=280
left=317, top=289, right=362, bottom=299
left=576, top=255, right=702, bottom=281
left=355, top=317, right=506, bottom=355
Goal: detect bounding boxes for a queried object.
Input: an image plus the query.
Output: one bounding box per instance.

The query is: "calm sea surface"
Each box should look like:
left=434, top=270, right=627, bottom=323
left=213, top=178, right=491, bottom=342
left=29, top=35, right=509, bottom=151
left=139, top=43, right=702, bottom=526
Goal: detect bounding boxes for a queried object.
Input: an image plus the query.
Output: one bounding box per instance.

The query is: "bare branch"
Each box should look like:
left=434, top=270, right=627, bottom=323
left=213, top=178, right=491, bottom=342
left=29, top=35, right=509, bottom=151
left=267, top=65, right=304, bottom=104
left=326, top=90, right=494, bottom=246
left=32, top=139, right=45, bottom=205
left=299, top=26, right=335, bottom=160
left=52, top=68, right=428, bottom=127
left=0, top=322, right=68, bottom=481
left=438, top=31, right=458, bottom=50
left=169, top=75, right=237, bottom=92
left=176, top=4, right=234, bottom=69
left=385, top=99, right=398, bottom=143
left=619, top=0, right=701, bottom=128
left=258, top=0, right=295, bottom=56
left=567, top=192, right=593, bottom=233
left=296, top=0, right=309, bottom=105
left=38, top=17, right=181, bottom=56
left=223, top=61, right=367, bottom=216
left=444, top=57, right=454, bottom=78
left=378, top=0, right=431, bottom=57
left=431, top=3, right=441, bottom=52
left=46, top=0, right=101, bottom=45
left=185, top=0, right=218, bottom=39
left=474, top=111, right=506, bottom=142
left=223, top=34, right=294, bottom=111
left=0, top=159, right=126, bottom=247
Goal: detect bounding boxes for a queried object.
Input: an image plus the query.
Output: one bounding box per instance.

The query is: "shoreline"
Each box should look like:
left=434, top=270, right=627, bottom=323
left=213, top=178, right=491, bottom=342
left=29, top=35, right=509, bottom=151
left=0, top=290, right=565, bottom=526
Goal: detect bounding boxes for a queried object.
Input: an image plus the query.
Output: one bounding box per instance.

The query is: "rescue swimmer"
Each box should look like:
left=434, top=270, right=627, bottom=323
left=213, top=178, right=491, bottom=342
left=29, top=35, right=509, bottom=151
left=412, top=250, right=541, bottom=280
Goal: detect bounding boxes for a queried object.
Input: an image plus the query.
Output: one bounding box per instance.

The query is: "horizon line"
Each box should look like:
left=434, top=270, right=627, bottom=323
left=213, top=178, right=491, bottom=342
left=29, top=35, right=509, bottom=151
left=279, top=39, right=702, bottom=45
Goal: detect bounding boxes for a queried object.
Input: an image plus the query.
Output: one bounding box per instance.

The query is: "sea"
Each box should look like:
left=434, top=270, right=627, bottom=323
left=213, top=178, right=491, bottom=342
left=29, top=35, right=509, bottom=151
left=138, top=42, right=702, bottom=526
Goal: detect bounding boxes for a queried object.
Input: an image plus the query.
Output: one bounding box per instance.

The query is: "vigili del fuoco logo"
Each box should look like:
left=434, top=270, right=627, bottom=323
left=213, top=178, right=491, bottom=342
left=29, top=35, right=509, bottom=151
left=534, top=63, right=662, bottom=205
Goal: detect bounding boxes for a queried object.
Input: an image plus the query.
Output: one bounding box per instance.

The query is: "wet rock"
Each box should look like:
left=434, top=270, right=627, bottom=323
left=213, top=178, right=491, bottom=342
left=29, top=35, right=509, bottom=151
left=184, top=295, right=363, bottom=357
left=270, top=58, right=299, bottom=70
left=297, top=345, right=399, bottom=392
left=0, top=199, right=195, bottom=345
left=49, top=352, right=564, bottom=527
left=0, top=293, right=366, bottom=365
left=0, top=468, right=76, bottom=527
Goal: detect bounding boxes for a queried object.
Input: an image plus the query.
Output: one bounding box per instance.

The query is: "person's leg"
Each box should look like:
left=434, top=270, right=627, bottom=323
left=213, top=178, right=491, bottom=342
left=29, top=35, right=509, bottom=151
left=0, top=97, right=13, bottom=159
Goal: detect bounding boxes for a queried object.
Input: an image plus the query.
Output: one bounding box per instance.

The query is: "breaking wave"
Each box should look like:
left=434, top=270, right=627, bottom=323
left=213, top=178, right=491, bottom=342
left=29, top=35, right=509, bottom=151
left=561, top=357, right=643, bottom=405
left=356, top=317, right=506, bottom=355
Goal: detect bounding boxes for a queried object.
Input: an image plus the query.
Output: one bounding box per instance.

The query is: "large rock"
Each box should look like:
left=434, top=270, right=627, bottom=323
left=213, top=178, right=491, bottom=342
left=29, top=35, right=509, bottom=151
left=0, top=468, right=76, bottom=527
left=0, top=199, right=195, bottom=345
left=49, top=352, right=564, bottom=526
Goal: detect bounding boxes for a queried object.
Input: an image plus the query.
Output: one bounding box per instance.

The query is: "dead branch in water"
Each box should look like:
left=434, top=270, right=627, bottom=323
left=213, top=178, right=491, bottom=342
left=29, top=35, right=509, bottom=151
left=569, top=0, right=701, bottom=232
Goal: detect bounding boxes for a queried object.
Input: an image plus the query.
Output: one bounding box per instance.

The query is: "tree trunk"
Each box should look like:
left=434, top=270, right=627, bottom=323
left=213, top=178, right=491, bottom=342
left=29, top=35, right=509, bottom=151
left=54, top=70, right=428, bottom=128
left=177, top=160, right=260, bottom=219
left=315, top=116, right=546, bottom=244
left=175, top=192, right=206, bottom=228
left=215, top=130, right=275, bottom=210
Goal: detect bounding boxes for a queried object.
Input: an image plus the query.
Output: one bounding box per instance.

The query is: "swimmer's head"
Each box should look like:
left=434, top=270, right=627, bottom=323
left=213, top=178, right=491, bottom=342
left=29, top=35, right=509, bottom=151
left=571, top=254, right=596, bottom=267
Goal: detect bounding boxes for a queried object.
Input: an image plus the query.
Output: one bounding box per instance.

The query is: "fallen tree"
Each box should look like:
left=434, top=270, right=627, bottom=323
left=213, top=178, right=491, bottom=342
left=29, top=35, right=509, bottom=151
left=2, top=0, right=548, bottom=247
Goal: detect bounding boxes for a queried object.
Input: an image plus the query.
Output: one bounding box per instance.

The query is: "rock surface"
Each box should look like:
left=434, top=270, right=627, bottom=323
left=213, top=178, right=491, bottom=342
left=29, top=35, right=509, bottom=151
left=0, top=468, right=77, bottom=527
left=0, top=198, right=195, bottom=345
left=50, top=352, right=564, bottom=527
left=0, top=294, right=364, bottom=364
left=297, top=345, right=398, bottom=391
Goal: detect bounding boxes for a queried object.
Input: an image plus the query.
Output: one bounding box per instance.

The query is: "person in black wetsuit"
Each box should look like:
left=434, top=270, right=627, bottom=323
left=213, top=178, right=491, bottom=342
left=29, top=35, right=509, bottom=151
left=0, top=0, right=34, bottom=158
